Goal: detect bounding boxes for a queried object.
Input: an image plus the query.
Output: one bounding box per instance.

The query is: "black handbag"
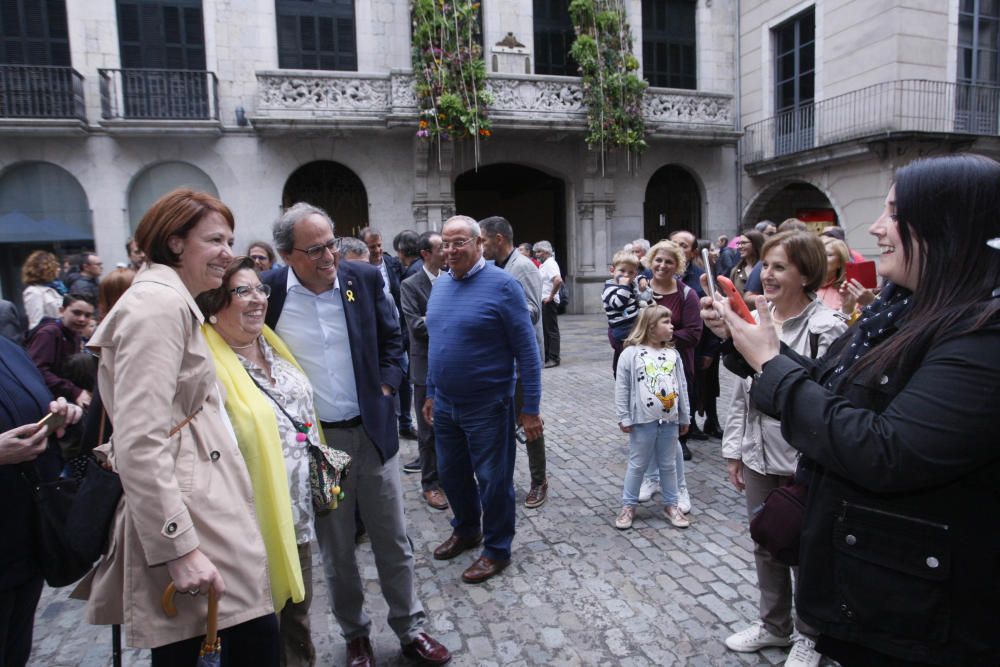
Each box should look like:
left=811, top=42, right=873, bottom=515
left=748, top=482, right=807, bottom=566
left=66, top=456, right=123, bottom=562
left=20, top=466, right=93, bottom=587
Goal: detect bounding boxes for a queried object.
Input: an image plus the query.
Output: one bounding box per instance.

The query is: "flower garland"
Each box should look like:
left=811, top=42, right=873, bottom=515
left=411, top=0, right=492, bottom=166
left=569, top=0, right=647, bottom=172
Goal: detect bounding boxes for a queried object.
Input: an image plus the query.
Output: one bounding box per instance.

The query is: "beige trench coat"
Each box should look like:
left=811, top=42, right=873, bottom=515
left=73, top=264, right=273, bottom=648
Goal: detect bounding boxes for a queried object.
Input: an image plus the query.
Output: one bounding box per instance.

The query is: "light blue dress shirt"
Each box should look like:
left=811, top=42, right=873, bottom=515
left=275, top=268, right=360, bottom=421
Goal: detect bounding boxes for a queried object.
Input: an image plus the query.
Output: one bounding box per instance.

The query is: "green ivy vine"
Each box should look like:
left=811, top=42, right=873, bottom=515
left=411, top=0, right=491, bottom=164
left=569, top=0, right=648, bottom=170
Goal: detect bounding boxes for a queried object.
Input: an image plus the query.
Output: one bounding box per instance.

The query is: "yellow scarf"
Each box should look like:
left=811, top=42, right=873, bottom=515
left=203, top=324, right=306, bottom=611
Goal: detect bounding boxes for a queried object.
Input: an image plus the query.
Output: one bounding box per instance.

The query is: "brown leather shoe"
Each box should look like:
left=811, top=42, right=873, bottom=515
left=432, top=532, right=482, bottom=560
left=524, top=481, right=548, bottom=509
left=346, top=636, right=375, bottom=667
left=401, top=632, right=451, bottom=665
left=423, top=489, right=449, bottom=510
left=461, top=555, right=510, bottom=584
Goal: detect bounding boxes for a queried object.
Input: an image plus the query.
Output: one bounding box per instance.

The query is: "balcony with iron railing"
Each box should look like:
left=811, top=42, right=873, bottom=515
left=250, top=70, right=736, bottom=139
left=0, top=65, right=86, bottom=122
left=99, top=68, right=219, bottom=127
left=742, top=79, right=1000, bottom=171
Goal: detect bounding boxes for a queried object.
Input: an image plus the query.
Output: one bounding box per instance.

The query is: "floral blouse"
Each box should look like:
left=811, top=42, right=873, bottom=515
left=239, top=338, right=320, bottom=544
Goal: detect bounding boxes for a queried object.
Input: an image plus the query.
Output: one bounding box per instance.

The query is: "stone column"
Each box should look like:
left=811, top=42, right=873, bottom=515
left=411, top=139, right=456, bottom=232
left=572, top=151, right=616, bottom=313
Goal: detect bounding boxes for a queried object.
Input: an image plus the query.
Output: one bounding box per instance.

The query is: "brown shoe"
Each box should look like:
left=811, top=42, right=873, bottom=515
left=346, top=636, right=375, bottom=667
left=423, top=489, right=449, bottom=510
left=461, top=555, right=510, bottom=583
left=524, top=481, right=548, bottom=509
left=401, top=632, right=451, bottom=665
left=432, top=532, right=482, bottom=560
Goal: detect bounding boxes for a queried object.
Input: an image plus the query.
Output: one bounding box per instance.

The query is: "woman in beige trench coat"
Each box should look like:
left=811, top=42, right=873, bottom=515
left=74, top=189, right=278, bottom=665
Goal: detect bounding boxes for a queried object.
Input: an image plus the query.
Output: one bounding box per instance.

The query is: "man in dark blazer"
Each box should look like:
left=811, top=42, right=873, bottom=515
left=263, top=204, right=451, bottom=667
left=400, top=231, right=448, bottom=511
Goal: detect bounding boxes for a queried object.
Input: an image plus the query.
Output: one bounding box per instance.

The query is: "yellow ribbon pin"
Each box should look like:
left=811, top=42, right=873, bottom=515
left=346, top=290, right=355, bottom=302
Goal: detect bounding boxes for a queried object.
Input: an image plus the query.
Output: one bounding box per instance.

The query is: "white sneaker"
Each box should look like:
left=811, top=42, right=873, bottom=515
left=724, top=623, right=793, bottom=653
left=638, top=478, right=659, bottom=503
left=785, top=636, right=821, bottom=667
left=678, top=485, right=691, bottom=514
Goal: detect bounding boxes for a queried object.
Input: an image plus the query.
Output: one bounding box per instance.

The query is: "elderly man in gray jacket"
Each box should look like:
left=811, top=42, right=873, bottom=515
left=479, top=216, right=549, bottom=508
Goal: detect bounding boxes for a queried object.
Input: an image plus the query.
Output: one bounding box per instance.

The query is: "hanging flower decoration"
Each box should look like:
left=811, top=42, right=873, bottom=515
left=569, top=0, right=647, bottom=173
left=411, top=0, right=492, bottom=164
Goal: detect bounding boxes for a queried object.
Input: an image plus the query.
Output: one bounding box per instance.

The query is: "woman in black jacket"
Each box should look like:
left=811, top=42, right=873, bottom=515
left=702, top=154, right=1000, bottom=666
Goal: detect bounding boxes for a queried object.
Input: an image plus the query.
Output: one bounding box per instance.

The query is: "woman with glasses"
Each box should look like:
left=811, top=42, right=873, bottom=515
left=197, top=256, right=328, bottom=667
left=730, top=231, right=765, bottom=295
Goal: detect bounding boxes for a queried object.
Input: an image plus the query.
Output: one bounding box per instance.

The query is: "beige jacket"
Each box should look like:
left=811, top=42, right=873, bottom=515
left=73, top=264, right=273, bottom=648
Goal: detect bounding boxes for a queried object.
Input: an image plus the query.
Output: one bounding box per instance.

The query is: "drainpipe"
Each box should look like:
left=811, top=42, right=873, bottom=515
left=734, top=1, right=743, bottom=236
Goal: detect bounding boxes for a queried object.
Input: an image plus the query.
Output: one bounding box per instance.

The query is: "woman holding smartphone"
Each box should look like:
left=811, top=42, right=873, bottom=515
left=77, top=190, right=279, bottom=665
left=702, top=154, right=1000, bottom=666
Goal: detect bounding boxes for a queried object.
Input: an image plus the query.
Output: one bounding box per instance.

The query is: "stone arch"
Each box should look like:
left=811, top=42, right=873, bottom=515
left=742, top=178, right=843, bottom=232
left=127, top=161, right=219, bottom=231
left=282, top=161, right=369, bottom=238
left=643, top=164, right=705, bottom=242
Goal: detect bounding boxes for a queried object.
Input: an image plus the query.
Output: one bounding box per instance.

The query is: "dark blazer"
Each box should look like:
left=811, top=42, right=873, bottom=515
left=263, top=262, right=405, bottom=462
left=381, top=255, right=408, bottom=350
left=728, top=316, right=1000, bottom=666
left=400, top=269, right=432, bottom=384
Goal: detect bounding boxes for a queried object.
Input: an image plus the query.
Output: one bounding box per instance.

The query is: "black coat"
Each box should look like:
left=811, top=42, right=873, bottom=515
left=731, top=317, right=1000, bottom=665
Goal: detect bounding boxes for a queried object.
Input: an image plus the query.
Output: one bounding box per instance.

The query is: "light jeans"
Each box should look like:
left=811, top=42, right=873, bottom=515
left=623, top=421, right=680, bottom=506
left=642, top=428, right=687, bottom=493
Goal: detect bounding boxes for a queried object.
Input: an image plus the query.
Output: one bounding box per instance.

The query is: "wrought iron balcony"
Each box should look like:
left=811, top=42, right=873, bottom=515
left=742, top=79, right=1000, bottom=166
left=99, top=68, right=219, bottom=121
left=0, top=65, right=85, bottom=120
left=251, top=70, right=735, bottom=137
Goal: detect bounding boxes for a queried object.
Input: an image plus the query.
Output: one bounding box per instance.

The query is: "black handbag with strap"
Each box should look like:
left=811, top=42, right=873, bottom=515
left=20, top=465, right=93, bottom=587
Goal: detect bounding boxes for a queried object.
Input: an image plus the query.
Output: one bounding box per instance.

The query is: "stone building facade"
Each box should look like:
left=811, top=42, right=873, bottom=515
left=0, top=0, right=739, bottom=313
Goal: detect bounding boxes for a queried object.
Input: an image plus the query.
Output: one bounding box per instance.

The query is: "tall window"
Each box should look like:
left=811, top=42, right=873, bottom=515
left=533, top=0, right=576, bottom=76
left=958, top=0, right=1000, bottom=132
left=773, top=7, right=814, bottom=154
left=117, top=0, right=205, bottom=69
left=641, top=0, right=695, bottom=89
left=1, top=0, right=70, bottom=65
left=276, top=0, right=356, bottom=71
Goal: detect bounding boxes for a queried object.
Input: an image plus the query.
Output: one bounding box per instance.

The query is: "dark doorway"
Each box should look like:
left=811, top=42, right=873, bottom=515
left=454, top=163, right=566, bottom=261
left=282, top=161, right=369, bottom=237
left=643, top=164, right=701, bottom=242
left=750, top=182, right=835, bottom=231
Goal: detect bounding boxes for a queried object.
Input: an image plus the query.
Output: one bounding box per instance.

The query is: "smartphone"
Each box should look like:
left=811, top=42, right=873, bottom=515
left=701, top=248, right=717, bottom=303
left=36, top=411, right=66, bottom=433
left=845, top=260, right=877, bottom=290
left=716, top=276, right=756, bottom=324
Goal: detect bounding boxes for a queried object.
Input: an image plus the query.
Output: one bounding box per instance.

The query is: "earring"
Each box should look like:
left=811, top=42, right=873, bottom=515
left=209, top=315, right=218, bottom=324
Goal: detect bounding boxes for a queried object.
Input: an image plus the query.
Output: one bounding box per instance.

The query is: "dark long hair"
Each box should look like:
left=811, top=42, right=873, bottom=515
left=850, top=154, right=1000, bottom=380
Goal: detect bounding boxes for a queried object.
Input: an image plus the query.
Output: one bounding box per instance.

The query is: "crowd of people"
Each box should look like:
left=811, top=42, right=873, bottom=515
left=2, top=153, right=999, bottom=667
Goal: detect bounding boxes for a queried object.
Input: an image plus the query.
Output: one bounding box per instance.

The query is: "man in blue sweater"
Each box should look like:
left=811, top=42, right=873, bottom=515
left=422, top=215, right=544, bottom=584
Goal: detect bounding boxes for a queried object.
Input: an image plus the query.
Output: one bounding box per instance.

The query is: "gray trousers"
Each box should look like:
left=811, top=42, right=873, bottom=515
left=314, top=425, right=425, bottom=643
left=413, top=384, right=440, bottom=492
left=743, top=466, right=816, bottom=639
left=279, top=541, right=315, bottom=667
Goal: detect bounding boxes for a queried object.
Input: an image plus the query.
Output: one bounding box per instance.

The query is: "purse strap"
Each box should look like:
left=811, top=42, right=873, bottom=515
left=243, top=367, right=309, bottom=436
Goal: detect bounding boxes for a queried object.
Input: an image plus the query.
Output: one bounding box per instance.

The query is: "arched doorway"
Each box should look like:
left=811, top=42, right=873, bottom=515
left=0, top=162, right=91, bottom=302
left=643, top=165, right=702, bottom=242
left=128, top=162, right=219, bottom=231
left=744, top=181, right=837, bottom=232
left=282, top=161, right=369, bottom=237
left=453, top=164, right=566, bottom=260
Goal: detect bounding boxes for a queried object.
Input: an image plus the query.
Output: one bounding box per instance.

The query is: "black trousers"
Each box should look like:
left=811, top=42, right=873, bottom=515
left=0, top=575, right=43, bottom=667
left=542, top=300, right=560, bottom=363
left=151, top=613, right=280, bottom=667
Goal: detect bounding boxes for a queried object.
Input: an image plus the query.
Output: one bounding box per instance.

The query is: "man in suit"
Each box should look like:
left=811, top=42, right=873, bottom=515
left=361, top=227, right=418, bottom=441
left=400, top=231, right=448, bottom=510
left=263, top=204, right=450, bottom=667
left=479, top=216, right=549, bottom=509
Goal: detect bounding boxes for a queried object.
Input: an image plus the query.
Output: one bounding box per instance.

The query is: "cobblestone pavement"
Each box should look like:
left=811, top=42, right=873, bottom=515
left=30, top=314, right=814, bottom=666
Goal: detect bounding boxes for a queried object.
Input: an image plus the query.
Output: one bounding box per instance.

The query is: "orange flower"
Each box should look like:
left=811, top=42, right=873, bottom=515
left=479, top=128, right=491, bottom=137
left=419, top=120, right=428, bottom=128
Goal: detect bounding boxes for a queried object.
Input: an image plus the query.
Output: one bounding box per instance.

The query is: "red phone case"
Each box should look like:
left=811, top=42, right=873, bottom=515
left=716, top=276, right=756, bottom=324
left=844, top=260, right=877, bottom=290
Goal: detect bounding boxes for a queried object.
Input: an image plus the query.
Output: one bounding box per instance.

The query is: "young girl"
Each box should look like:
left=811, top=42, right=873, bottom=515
left=614, top=305, right=691, bottom=530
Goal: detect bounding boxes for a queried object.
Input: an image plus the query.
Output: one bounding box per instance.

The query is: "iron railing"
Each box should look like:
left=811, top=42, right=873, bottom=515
left=0, top=65, right=85, bottom=119
left=742, top=79, right=1000, bottom=163
left=99, top=68, right=219, bottom=120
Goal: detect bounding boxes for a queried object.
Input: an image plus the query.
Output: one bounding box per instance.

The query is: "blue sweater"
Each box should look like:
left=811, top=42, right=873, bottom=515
left=426, top=264, right=542, bottom=413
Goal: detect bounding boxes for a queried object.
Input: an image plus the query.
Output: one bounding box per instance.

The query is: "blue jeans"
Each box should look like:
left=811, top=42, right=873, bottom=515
left=624, top=421, right=681, bottom=506
left=434, top=394, right=516, bottom=561
left=643, top=430, right=686, bottom=491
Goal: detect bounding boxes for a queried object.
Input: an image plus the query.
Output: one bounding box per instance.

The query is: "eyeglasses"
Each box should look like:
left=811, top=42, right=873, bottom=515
left=292, top=238, right=339, bottom=260
left=441, top=237, right=477, bottom=251
left=229, top=284, right=272, bottom=299
left=249, top=254, right=269, bottom=263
